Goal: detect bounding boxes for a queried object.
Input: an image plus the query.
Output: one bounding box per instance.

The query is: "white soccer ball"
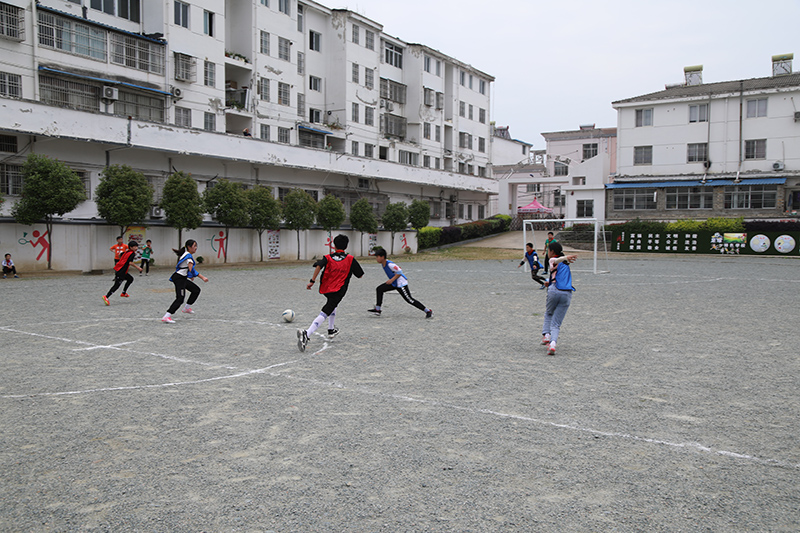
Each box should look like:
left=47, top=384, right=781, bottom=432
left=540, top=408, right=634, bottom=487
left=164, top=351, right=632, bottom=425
left=281, top=309, right=295, bottom=323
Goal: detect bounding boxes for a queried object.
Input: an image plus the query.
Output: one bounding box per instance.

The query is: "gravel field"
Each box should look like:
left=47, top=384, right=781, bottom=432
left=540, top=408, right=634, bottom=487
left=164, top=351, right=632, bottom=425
left=1, top=252, right=798, bottom=532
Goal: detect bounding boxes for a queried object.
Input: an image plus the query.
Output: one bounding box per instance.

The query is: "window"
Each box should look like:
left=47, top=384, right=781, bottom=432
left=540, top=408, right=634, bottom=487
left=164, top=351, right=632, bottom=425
left=309, top=30, right=321, bottom=52
left=203, top=61, right=215, bottom=87
left=746, top=98, right=767, bottom=118
left=365, top=30, right=374, bottom=50
left=0, top=72, right=22, bottom=98
left=91, top=0, right=114, bottom=15
left=278, top=126, right=291, bottom=143
left=279, top=0, right=290, bottom=15
left=478, top=137, right=486, bottom=153
left=724, top=185, right=777, bottom=209
left=115, top=90, right=164, bottom=122
left=0, top=3, right=24, bottom=40
left=478, top=167, right=486, bottom=177
left=434, top=157, right=440, bottom=169
left=399, top=150, right=418, bottom=166
left=458, top=132, right=472, bottom=149
left=309, top=108, right=321, bottom=123
left=364, top=144, right=374, bottom=158
left=423, top=155, right=430, bottom=168
left=478, top=108, right=486, bottom=124
left=203, top=10, right=213, bottom=36
left=635, top=108, right=653, bottom=127
left=423, top=123, right=431, bottom=139
left=365, top=106, right=374, bottom=126
left=38, top=12, right=107, bottom=60
left=554, top=162, right=568, bottom=176
left=384, top=41, right=403, bottom=68
left=666, top=187, right=713, bottom=209
left=687, top=142, right=708, bottom=162
left=459, top=101, right=465, bottom=117
left=0, top=163, right=23, bottom=195
left=380, top=78, right=407, bottom=103
left=572, top=176, right=586, bottom=186
left=0, top=134, right=16, bottom=152
left=479, top=79, right=486, bottom=95
left=744, top=139, right=766, bottom=159
left=259, top=77, right=270, bottom=101
left=469, top=74, right=473, bottom=90
left=297, top=93, right=304, bottom=116
left=583, top=143, right=598, bottom=160
left=352, top=24, right=359, bottom=44
left=110, top=34, right=165, bottom=74
left=309, top=75, right=321, bottom=91
left=613, top=188, right=657, bottom=210
left=296, top=4, right=303, bottom=32
left=468, top=104, right=473, bottom=120
left=689, top=103, right=708, bottom=123
left=278, top=82, right=290, bottom=106
left=436, top=92, right=444, bottom=110
left=174, top=53, right=195, bottom=82
left=382, top=114, right=407, bottom=138
left=260, top=124, right=270, bottom=141
left=260, top=31, right=270, bottom=55
left=260, top=0, right=268, bottom=5
left=297, top=51, right=304, bottom=74
left=458, top=202, right=464, bottom=217
left=424, top=56, right=431, bottom=73
left=351, top=102, right=359, bottom=123
left=175, top=106, right=191, bottom=127
left=577, top=200, right=594, bottom=218
left=174, top=1, right=189, bottom=28
left=204, top=112, right=215, bottom=131
left=352, top=63, right=359, bottom=84
left=351, top=141, right=358, bottom=156
left=364, top=68, right=374, bottom=90
left=278, top=37, right=290, bottom=60
left=634, top=145, right=653, bottom=165
left=39, top=75, right=100, bottom=112
left=424, top=87, right=434, bottom=106
left=118, top=0, right=141, bottom=22
left=435, top=125, right=441, bottom=142
left=459, top=70, right=465, bottom=86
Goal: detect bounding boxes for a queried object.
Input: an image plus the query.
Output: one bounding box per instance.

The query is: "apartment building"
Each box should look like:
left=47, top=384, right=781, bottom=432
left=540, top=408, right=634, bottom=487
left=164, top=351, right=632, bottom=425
left=608, top=55, right=800, bottom=221
left=0, top=0, right=496, bottom=266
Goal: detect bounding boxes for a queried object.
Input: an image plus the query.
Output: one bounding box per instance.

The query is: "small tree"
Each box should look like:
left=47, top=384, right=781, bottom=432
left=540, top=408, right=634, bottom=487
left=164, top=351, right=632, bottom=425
left=316, top=194, right=346, bottom=252
left=203, top=179, right=249, bottom=263
left=12, top=153, right=85, bottom=269
left=381, top=202, right=409, bottom=255
left=160, top=171, right=204, bottom=247
left=282, top=189, right=317, bottom=260
left=349, top=197, right=377, bottom=256
left=247, top=185, right=282, bottom=261
left=408, top=199, right=431, bottom=230
left=95, top=164, right=153, bottom=236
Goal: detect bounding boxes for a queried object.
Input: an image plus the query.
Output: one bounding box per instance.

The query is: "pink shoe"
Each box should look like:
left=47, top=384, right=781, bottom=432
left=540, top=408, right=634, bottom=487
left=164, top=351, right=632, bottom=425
left=161, top=315, right=175, bottom=324
left=181, top=307, right=194, bottom=314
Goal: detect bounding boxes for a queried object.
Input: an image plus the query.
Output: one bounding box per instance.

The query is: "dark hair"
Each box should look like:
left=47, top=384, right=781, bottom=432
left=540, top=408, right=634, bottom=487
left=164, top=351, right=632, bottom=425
left=333, top=234, right=349, bottom=250
left=548, top=241, right=564, bottom=257
left=547, top=232, right=554, bottom=236
left=374, top=247, right=387, bottom=258
left=526, top=242, right=533, bottom=248
left=128, top=241, right=138, bottom=248
left=173, top=239, right=197, bottom=257
left=117, top=235, right=123, bottom=240
left=146, top=239, right=151, bottom=243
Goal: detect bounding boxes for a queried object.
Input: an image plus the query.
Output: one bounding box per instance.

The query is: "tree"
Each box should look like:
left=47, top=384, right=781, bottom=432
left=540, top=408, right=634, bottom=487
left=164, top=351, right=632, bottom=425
left=203, top=179, right=249, bottom=263
left=94, top=164, right=153, bottom=236
left=381, top=202, right=409, bottom=255
left=316, top=194, right=346, bottom=252
left=160, top=171, right=204, bottom=247
left=12, top=153, right=85, bottom=269
left=408, top=199, right=431, bottom=230
left=282, top=189, right=317, bottom=260
left=349, top=198, right=378, bottom=256
left=247, top=185, right=282, bottom=261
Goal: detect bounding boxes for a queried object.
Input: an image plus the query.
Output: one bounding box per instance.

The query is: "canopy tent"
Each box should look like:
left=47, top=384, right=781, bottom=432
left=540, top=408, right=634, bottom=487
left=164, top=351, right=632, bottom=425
left=517, top=198, right=554, bottom=213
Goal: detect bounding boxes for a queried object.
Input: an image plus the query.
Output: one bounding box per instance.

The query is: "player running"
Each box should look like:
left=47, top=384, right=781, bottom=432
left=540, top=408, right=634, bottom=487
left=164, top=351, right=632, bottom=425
left=541, top=241, right=577, bottom=356
left=103, top=240, right=142, bottom=304
left=368, top=248, right=432, bottom=318
left=161, top=239, right=209, bottom=323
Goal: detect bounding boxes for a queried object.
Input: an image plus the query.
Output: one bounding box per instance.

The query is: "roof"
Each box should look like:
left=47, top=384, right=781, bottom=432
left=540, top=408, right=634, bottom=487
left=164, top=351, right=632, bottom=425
left=613, top=73, right=800, bottom=105
left=541, top=128, right=616, bottom=141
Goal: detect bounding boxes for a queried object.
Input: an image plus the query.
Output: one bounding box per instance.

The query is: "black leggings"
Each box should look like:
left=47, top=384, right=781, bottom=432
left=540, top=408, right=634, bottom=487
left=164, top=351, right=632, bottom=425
left=140, top=259, right=150, bottom=274
left=167, top=275, right=201, bottom=314
left=107, top=272, right=133, bottom=297
left=376, top=283, right=426, bottom=312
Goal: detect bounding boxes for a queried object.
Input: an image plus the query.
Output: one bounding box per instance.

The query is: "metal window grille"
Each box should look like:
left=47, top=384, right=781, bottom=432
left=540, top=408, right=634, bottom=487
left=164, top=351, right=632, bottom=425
left=278, top=37, right=290, bottom=60
left=297, top=93, right=305, bottom=117
left=352, top=24, right=359, bottom=44
left=278, top=82, right=290, bottom=106
left=351, top=102, right=358, bottom=122
left=0, top=163, right=23, bottom=195
left=39, top=75, right=100, bottom=112
left=147, top=175, right=165, bottom=202
left=0, top=3, right=24, bottom=41
left=379, top=78, right=406, bottom=103
left=365, top=68, right=373, bottom=90
left=278, top=127, right=290, bottom=143
left=260, top=31, right=270, bottom=55
left=687, top=143, right=708, bottom=162
left=0, top=72, right=21, bottom=98
left=260, top=124, right=270, bottom=141
left=364, top=144, right=374, bottom=158
left=744, top=139, right=766, bottom=159
left=259, top=77, right=270, bottom=101
left=381, top=114, right=407, bottom=138
left=204, top=112, right=215, bottom=131
left=633, top=146, right=653, bottom=165
left=365, top=30, right=374, bottom=50
left=114, top=90, right=165, bottom=122
left=110, top=33, right=165, bottom=74
left=297, top=51, right=304, bottom=74
left=0, top=134, right=16, bottom=152
left=175, top=106, right=191, bottom=127
left=204, top=61, right=215, bottom=87
left=174, top=53, right=196, bottom=82
left=352, top=63, right=359, bottom=84
left=38, top=12, right=107, bottom=60
left=365, top=106, right=374, bottom=126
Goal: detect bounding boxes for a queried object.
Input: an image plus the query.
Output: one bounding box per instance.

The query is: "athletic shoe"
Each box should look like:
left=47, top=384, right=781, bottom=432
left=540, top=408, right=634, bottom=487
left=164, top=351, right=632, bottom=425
left=547, top=342, right=556, bottom=356
left=120, top=292, right=130, bottom=297
left=539, top=284, right=546, bottom=290
left=182, top=306, right=195, bottom=314
left=103, top=295, right=110, bottom=306
left=14, top=275, right=19, bottom=278
left=161, top=315, right=176, bottom=324
left=297, top=329, right=309, bottom=352
left=367, top=308, right=381, bottom=316
left=425, top=309, right=433, bottom=319
left=541, top=334, right=550, bottom=345
left=327, top=328, right=339, bottom=339
left=2, top=275, right=5, bottom=279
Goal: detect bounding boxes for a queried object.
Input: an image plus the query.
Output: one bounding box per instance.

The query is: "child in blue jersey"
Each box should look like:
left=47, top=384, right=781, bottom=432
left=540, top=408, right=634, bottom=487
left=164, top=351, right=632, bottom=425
left=517, top=242, right=545, bottom=289
left=368, top=248, right=432, bottom=318
left=161, top=239, right=209, bottom=323
left=541, top=241, right=577, bottom=356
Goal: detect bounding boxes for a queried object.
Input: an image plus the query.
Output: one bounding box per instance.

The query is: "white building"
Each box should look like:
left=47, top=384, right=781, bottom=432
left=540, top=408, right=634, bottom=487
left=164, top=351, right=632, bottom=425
left=0, top=0, right=497, bottom=267
left=608, top=56, right=800, bottom=221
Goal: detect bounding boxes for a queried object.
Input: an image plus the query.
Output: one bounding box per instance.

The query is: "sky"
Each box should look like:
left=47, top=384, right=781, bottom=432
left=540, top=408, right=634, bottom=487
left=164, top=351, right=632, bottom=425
left=335, top=0, right=800, bottom=149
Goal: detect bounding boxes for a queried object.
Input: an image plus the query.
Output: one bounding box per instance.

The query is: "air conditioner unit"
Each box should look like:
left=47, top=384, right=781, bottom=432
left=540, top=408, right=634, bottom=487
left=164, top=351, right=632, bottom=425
left=449, top=194, right=457, bottom=202
left=773, top=161, right=785, bottom=171
left=170, top=86, right=184, bottom=99
left=795, top=111, right=800, bottom=122
left=150, top=206, right=164, bottom=218
left=380, top=99, right=386, bottom=108
left=102, top=86, right=119, bottom=100
left=386, top=101, right=394, bottom=112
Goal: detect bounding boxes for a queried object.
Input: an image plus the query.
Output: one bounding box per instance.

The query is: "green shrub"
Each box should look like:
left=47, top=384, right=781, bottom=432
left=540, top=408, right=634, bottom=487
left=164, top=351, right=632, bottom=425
left=665, top=219, right=704, bottom=232
left=701, top=217, right=744, bottom=232
left=417, top=226, right=442, bottom=249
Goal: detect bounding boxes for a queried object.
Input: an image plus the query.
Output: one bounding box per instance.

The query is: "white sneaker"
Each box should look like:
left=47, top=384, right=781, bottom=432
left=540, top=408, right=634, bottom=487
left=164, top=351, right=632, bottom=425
left=541, top=334, right=550, bottom=345
left=547, top=342, right=556, bottom=356
left=161, top=315, right=175, bottom=324
left=182, top=306, right=194, bottom=314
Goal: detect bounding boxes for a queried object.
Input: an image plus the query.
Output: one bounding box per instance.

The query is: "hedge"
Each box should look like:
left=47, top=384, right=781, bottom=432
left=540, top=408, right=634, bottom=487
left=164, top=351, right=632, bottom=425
left=418, top=214, right=512, bottom=249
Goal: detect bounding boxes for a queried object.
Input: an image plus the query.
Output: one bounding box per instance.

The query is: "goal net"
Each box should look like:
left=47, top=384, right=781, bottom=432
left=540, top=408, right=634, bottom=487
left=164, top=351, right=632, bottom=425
left=522, top=218, right=610, bottom=274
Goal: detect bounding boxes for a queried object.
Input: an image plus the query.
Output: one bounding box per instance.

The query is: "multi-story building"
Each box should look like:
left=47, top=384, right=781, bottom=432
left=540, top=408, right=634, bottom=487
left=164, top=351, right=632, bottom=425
left=0, top=0, right=496, bottom=265
left=608, top=55, right=800, bottom=221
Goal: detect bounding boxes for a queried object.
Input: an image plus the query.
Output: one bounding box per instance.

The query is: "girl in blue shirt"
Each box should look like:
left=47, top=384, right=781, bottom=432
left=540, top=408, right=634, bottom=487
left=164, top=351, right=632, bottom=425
left=161, top=240, right=209, bottom=323
left=541, top=241, right=577, bottom=356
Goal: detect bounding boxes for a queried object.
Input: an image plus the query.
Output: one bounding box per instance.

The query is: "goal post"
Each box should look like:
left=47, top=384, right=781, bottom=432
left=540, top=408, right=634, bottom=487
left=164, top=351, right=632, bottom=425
left=522, top=218, right=610, bottom=274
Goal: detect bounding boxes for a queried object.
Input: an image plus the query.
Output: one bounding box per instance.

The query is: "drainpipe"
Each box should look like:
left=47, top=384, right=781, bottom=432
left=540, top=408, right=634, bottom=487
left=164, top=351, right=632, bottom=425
left=735, top=81, right=743, bottom=183
left=701, top=93, right=712, bottom=184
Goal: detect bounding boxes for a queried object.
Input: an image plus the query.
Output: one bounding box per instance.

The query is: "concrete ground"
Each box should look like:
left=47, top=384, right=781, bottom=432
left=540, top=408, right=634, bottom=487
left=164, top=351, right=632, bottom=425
left=1, top=250, right=798, bottom=531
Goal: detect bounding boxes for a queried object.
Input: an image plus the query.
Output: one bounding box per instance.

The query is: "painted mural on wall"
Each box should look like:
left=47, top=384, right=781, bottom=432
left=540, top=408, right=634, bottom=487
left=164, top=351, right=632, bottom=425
left=18, top=229, right=50, bottom=262
left=267, top=229, right=280, bottom=259
left=613, top=230, right=800, bottom=256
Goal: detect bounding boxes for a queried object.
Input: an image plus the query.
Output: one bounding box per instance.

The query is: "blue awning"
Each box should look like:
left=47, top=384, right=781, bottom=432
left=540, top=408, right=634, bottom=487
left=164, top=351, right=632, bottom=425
left=38, top=66, right=173, bottom=96
left=606, top=177, right=787, bottom=189
left=297, top=125, right=332, bottom=135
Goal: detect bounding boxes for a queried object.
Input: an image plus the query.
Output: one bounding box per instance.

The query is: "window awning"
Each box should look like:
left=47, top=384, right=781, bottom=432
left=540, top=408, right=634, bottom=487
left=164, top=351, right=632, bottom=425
left=606, top=177, right=787, bottom=189
left=38, top=66, right=173, bottom=96
left=297, top=125, right=331, bottom=135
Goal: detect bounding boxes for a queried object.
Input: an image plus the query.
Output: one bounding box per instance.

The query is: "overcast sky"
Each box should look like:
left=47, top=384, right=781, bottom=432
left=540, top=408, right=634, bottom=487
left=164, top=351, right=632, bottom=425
left=336, top=0, right=800, bottom=149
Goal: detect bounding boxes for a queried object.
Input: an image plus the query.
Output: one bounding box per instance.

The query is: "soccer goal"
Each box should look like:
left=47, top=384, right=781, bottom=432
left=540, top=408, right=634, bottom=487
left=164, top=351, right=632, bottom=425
left=522, top=218, right=610, bottom=274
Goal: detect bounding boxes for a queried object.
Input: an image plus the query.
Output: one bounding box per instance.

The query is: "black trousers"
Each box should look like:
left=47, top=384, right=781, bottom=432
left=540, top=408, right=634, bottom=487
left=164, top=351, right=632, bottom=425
left=107, top=272, right=133, bottom=296
left=167, top=275, right=201, bottom=314
left=376, top=283, right=426, bottom=312
left=141, top=259, right=150, bottom=274
left=320, top=287, right=348, bottom=316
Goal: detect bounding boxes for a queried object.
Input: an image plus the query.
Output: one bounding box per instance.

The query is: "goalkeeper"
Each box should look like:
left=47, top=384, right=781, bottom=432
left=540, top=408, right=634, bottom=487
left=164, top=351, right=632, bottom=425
left=518, top=242, right=546, bottom=288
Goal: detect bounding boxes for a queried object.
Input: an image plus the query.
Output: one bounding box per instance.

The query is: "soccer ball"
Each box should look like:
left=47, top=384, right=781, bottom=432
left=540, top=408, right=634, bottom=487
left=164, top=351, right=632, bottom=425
left=281, top=309, right=295, bottom=322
